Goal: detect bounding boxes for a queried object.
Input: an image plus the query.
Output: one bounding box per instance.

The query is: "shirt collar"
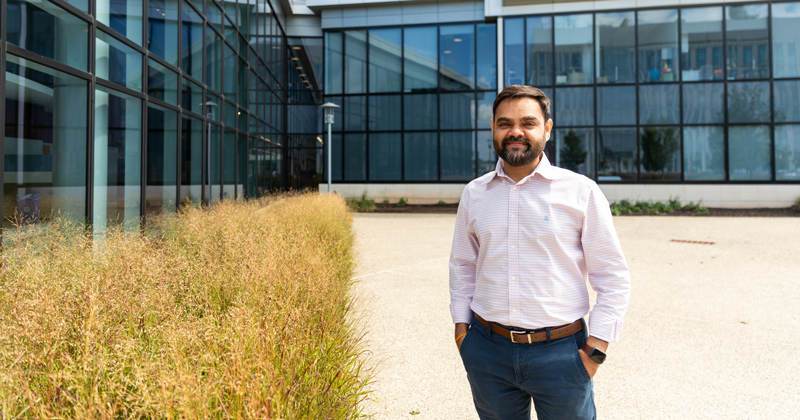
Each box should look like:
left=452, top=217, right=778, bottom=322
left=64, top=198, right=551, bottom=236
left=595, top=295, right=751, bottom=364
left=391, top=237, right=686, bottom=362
left=484, top=153, right=562, bottom=185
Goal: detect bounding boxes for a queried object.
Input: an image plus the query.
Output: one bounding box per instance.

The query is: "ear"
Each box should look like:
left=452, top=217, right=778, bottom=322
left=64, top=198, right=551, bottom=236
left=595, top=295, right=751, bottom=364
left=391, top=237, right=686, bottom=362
left=544, top=119, right=553, bottom=141
left=490, top=118, right=495, bottom=135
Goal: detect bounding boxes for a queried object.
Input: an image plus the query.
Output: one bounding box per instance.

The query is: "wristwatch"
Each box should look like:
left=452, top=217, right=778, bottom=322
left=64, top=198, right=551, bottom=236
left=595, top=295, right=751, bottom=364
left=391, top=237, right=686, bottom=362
left=581, top=343, right=607, bottom=365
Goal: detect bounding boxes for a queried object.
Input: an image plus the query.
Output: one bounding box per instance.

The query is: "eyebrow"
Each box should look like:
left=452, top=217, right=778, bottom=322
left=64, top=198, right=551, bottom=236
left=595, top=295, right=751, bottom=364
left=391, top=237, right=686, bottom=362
left=495, top=116, right=540, bottom=123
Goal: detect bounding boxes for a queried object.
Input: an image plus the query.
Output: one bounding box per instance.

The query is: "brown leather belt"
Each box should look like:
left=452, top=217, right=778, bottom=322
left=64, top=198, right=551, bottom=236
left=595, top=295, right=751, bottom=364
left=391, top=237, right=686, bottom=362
left=474, top=313, right=582, bottom=344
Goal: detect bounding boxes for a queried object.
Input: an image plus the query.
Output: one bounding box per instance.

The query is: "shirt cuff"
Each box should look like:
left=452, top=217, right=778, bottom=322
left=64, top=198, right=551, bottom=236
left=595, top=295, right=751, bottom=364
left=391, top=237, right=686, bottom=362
left=587, top=315, right=623, bottom=343
left=451, top=302, right=473, bottom=324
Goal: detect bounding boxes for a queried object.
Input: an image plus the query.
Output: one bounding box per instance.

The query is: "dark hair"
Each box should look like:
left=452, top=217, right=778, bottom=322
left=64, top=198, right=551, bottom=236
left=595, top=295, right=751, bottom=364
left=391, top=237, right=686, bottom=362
left=492, top=85, right=551, bottom=122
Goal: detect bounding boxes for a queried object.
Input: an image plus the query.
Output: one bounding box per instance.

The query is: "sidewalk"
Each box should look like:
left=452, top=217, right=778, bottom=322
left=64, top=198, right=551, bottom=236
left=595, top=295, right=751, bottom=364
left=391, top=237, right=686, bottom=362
left=351, top=213, right=800, bottom=420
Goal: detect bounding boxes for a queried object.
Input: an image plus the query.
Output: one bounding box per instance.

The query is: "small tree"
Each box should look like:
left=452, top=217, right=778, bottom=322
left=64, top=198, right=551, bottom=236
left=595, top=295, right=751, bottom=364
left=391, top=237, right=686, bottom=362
left=641, top=127, right=679, bottom=179
left=560, top=129, right=587, bottom=172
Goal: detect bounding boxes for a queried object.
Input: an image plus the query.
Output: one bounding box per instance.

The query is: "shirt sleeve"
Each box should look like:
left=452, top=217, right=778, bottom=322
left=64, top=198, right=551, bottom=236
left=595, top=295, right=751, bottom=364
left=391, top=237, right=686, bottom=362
left=449, top=186, right=478, bottom=324
left=581, top=184, right=631, bottom=343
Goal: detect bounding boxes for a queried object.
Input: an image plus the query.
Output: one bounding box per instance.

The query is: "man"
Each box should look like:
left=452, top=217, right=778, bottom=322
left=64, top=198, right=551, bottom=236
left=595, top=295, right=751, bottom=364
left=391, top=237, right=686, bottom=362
left=449, top=85, right=630, bottom=420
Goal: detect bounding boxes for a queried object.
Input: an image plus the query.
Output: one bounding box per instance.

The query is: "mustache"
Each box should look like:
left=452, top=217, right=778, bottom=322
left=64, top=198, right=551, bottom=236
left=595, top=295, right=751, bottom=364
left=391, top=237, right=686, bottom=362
left=502, top=136, right=531, bottom=147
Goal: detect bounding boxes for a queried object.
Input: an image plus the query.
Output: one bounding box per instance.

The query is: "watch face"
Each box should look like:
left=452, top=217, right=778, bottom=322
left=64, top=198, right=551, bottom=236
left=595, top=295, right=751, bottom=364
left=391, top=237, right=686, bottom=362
left=589, top=348, right=607, bottom=364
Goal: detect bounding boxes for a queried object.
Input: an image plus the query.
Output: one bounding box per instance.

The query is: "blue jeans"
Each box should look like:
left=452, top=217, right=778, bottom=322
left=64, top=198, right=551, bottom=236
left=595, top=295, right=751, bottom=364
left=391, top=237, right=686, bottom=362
left=459, top=313, right=595, bottom=420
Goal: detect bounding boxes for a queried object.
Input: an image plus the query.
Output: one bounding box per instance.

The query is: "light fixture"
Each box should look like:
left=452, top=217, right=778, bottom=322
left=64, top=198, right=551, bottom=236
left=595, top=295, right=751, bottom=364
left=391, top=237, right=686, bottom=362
left=453, top=38, right=462, bottom=42
left=299, top=74, right=306, bottom=77
left=293, top=46, right=301, bottom=50
left=317, top=136, right=323, bottom=144
left=291, top=57, right=299, bottom=61
left=444, top=50, right=452, bottom=54
left=296, top=66, right=303, bottom=69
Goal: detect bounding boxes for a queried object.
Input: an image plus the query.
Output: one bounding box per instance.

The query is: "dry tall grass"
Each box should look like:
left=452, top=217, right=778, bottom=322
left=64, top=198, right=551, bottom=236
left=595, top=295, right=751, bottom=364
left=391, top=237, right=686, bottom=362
left=0, top=193, right=370, bottom=419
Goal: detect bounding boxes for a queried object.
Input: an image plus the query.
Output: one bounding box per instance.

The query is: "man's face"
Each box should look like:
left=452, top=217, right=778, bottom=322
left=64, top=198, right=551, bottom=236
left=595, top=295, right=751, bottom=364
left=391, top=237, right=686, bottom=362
left=491, top=97, right=553, bottom=167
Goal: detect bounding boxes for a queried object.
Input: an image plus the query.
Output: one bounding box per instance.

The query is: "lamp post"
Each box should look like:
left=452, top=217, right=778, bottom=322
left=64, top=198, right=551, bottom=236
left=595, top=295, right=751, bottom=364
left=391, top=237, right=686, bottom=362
left=320, top=102, right=339, bottom=193
left=201, top=101, right=218, bottom=204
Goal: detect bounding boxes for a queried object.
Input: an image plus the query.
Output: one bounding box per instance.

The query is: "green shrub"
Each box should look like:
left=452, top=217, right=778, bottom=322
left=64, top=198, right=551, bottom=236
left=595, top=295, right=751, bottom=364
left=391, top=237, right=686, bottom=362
left=794, top=196, right=800, bottom=212
left=437, top=200, right=446, bottom=206
left=347, top=194, right=375, bottom=212
left=683, top=201, right=709, bottom=213
left=610, top=198, right=707, bottom=215
left=397, top=197, right=408, bottom=206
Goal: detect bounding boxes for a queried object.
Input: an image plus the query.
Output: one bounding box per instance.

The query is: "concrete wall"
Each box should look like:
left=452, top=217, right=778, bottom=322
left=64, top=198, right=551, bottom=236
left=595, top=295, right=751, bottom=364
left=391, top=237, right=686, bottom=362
left=320, top=183, right=800, bottom=208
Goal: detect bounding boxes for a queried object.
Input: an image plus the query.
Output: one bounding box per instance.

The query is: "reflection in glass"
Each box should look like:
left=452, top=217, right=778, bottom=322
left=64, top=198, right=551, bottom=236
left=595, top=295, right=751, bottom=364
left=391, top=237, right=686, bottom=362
left=224, top=101, right=236, bottom=128
left=345, top=96, right=367, bottom=132
left=596, top=12, right=635, bottom=84
left=638, top=9, right=678, bottom=82
left=94, top=86, right=142, bottom=233
left=477, top=131, right=496, bottom=175
left=773, top=81, right=800, bottom=123
left=476, top=92, right=494, bottom=129
left=237, top=134, right=247, bottom=198
left=477, top=23, right=497, bottom=90
left=441, top=132, right=475, bottom=181
left=404, top=26, right=438, bottom=92
left=369, top=29, right=402, bottom=93
left=147, top=104, right=177, bottom=215
left=404, top=94, right=437, bottom=130
left=526, top=17, right=553, bottom=86
left=344, top=134, right=366, bottom=181
left=505, top=18, right=525, bottom=86
left=97, top=31, right=143, bottom=91
left=640, top=85, right=679, bottom=124
left=210, top=124, right=221, bottom=202
left=238, top=57, right=247, bottom=109
left=776, top=125, right=800, bottom=180
left=598, top=86, right=635, bottom=126
left=7, top=0, right=89, bottom=72
left=149, top=59, right=179, bottom=106
left=147, top=0, right=179, bottom=65
left=182, top=2, right=203, bottom=80
left=639, top=126, right=680, bottom=180
left=681, top=7, right=723, bottom=81
left=683, top=83, right=723, bottom=124
left=726, top=5, right=769, bottom=80
left=684, top=126, right=725, bottom=181
left=182, top=78, right=203, bottom=115
left=729, top=126, right=771, bottom=180
left=555, top=128, right=594, bottom=178
left=224, top=44, right=236, bottom=99
left=440, top=93, right=475, bottom=130
left=369, top=133, right=401, bottom=181
left=206, top=29, right=223, bottom=92
left=97, top=0, right=143, bottom=45
left=555, top=14, right=593, bottom=85
left=440, top=24, right=475, bottom=91
left=598, top=128, right=637, bottom=181
left=345, top=31, right=367, bottom=94
left=3, top=55, right=87, bottom=230
left=325, top=32, right=343, bottom=94
left=223, top=131, right=235, bottom=199
left=330, top=134, right=342, bottom=182
left=772, top=3, right=800, bottom=78
left=205, top=1, right=223, bottom=34
left=181, top=115, right=203, bottom=205
left=404, top=132, right=438, bottom=181
left=369, top=95, right=401, bottom=131
left=555, top=87, right=594, bottom=126
left=727, top=82, right=770, bottom=123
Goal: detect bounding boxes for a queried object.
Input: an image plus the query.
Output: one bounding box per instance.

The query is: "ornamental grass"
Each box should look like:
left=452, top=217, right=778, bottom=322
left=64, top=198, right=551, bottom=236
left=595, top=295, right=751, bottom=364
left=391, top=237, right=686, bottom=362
left=0, top=193, right=371, bottom=419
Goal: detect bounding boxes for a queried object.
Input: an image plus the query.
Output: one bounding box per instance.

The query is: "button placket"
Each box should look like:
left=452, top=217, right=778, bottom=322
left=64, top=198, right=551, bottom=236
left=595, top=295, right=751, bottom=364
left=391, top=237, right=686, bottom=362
left=509, top=183, right=521, bottom=325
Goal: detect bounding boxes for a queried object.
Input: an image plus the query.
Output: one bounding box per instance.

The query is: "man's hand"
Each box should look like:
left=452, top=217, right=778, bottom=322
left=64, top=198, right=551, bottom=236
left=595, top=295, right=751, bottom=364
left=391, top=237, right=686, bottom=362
left=577, top=336, right=608, bottom=379
left=455, top=323, right=470, bottom=351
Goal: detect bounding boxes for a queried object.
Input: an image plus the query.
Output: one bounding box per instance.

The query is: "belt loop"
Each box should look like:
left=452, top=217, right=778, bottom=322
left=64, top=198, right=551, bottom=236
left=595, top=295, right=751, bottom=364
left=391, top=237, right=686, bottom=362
left=488, top=322, right=493, bottom=338
left=545, top=327, right=551, bottom=343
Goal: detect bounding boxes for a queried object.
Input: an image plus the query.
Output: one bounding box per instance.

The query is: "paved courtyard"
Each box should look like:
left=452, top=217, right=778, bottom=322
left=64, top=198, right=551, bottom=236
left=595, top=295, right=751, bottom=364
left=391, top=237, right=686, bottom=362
left=350, top=213, right=800, bottom=420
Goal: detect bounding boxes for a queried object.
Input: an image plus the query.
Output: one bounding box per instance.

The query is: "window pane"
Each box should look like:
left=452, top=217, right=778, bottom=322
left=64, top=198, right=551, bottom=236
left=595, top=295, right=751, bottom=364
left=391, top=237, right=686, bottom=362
left=369, top=133, right=401, bottom=181
left=440, top=24, right=475, bottom=91
left=772, top=3, right=800, bottom=78
left=97, top=31, right=143, bottom=91
left=526, top=17, right=553, bottom=86
left=223, top=131, right=235, bottom=199
left=224, top=44, right=236, bottom=99
left=726, top=4, right=769, bottom=80
left=344, top=95, right=367, bottom=132
left=477, top=92, right=494, bottom=129
left=182, top=2, right=203, bottom=80
left=404, top=132, right=438, bottom=180
left=555, top=87, right=593, bottom=126
left=639, top=126, right=680, bottom=180
left=598, top=128, right=636, bottom=181
left=97, top=0, right=143, bottom=45
left=555, top=14, right=593, bottom=85
left=237, top=134, right=247, bottom=198
left=441, top=132, right=475, bottom=181
left=94, top=86, right=142, bottom=231
left=776, top=125, right=800, bottom=180
left=181, top=115, right=203, bottom=204
left=729, top=126, right=771, bottom=180
left=640, top=84, right=679, bottom=124
left=505, top=18, right=525, bottom=86
left=637, top=9, right=678, bottom=82
left=404, top=26, right=438, bottom=92
left=596, top=12, right=635, bottom=84
left=555, top=128, right=594, bottom=178
left=331, top=133, right=342, bottom=181
left=206, top=28, right=223, bottom=92
left=209, top=124, right=221, bottom=202
left=598, top=86, right=635, bottom=126
left=182, top=77, right=203, bottom=115
left=148, top=59, right=179, bottom=105
left=369, top=28, right=402, bottom=93
left=7, top=0, right=89, bottom=72
left=440, top=93, right=475, bottom=130
left=147, top=104, right=177, bottom=214
left=681, top=7, right=723, bottom=81
left=477, top=23, right=497, bottom=90
left=3, top=55, right=87, bottom=231
left=727, top=82, right=770, bottom=123
left=325, top=32, right=343, bottom=94
left=224, top=101, right=236, bottom=128
left=345, top=31, right=367, bottom=94
left=683, top=83, right=723, bottom=124
left=404, top=94, right=437, bottom=130
left=344, top=134, right=366, bottom=181
left=368, top=95, right=401, bottom=131
left=477, top=131, right=496, bottom=175
left=147, top=0, right=179, bottom=65
left=774, top=81, right=800, bottom=123
left=205, top=1, right=223, bottom=34
left=683, top=126, right=725, bottom=181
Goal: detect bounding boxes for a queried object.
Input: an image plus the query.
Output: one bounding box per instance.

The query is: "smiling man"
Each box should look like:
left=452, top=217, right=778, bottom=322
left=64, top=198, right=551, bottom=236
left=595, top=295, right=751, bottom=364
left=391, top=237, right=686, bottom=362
left=449, top=85, right=631, bottom=420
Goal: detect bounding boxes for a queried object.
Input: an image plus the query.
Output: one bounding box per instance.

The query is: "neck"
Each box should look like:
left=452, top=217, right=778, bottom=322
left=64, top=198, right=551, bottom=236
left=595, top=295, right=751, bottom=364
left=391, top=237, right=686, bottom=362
left=503, top=153, right=542, bottom=183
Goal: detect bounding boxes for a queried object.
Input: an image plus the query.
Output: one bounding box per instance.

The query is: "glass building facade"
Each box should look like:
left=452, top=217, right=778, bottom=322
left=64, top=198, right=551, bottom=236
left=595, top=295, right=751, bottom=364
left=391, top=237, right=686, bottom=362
left=1, top=0, right=318, bottom=239
left=323, top=2, right=800, bottom=185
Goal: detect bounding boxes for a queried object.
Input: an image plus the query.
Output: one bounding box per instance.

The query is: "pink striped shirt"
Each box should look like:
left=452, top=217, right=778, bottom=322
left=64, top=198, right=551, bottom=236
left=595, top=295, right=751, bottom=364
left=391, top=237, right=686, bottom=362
left=449, top=155, right=631, bottom=343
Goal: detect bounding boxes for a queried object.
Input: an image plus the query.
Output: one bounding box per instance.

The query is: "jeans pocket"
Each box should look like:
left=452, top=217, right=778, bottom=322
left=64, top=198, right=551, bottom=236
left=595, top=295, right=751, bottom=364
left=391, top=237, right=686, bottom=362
left=572, top=335, right=592, bottom=382
left=459, top=328, right=472, bottom=356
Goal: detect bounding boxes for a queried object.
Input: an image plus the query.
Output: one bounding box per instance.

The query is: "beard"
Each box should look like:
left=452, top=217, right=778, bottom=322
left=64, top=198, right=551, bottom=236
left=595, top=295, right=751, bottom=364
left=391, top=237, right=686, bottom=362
left=494, top=134, right=546, bottom=167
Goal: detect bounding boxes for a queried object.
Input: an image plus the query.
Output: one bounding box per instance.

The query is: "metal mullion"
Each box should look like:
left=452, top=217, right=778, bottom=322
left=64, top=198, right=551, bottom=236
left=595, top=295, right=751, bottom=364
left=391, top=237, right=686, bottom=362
left=96, top=22, right=148, bottom=55
left=147, top=97, right=181, bottom=113
left=142, top=0, right=150, bottom=225
left=768, top=2, right=776, bottom=182
left=87, top=1, right=96, bottom=232
left=719, top=7, right=730, bottom=181
left=5, top=45, right=92, bottom=81
left=95, top=79, right=148, bottom=100
left=283, top=38, right=289, bottom=190
left=365, top=30, right=371, bottom=183
left=147, top=50, right=181, bottom=75
left=401, top=28, right=405, bottom=182
left=592, top=13, right=598, bottom=181
left=0, top=0, right=6, bottom=246
left=437, top=25, right=441, bottom=182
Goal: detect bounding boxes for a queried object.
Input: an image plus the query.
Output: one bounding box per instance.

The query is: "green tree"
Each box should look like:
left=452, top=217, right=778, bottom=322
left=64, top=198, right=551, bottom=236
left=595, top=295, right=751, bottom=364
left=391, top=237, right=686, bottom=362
left=560, top=129, right=587, bottom=172
left=641, top=127, right=679, bottom=179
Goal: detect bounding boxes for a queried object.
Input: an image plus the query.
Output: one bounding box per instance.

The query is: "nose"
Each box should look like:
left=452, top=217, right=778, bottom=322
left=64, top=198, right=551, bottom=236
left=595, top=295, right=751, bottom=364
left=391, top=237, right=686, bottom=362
left=509, top=123, right=524, bottom=137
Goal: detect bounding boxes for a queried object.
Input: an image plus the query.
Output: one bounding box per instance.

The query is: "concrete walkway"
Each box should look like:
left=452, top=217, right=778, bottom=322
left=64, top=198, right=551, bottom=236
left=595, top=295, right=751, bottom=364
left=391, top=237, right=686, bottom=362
left=351, top=213, right=800, bottom=420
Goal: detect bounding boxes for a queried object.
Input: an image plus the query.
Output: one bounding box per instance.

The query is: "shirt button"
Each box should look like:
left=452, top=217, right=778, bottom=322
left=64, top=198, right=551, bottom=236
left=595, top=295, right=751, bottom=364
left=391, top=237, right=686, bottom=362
left=510, top=276, right=516, bottom=281
left=512, top=186, right=518, bottom=191
left=510, top=214, right=516, bottom=219
left=510, top=245, right=516, bottom=250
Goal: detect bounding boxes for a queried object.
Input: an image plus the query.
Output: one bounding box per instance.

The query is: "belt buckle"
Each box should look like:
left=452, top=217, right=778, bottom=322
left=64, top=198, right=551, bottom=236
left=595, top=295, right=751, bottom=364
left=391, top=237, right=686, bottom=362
left=509, top=330, right=531, bottom=344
